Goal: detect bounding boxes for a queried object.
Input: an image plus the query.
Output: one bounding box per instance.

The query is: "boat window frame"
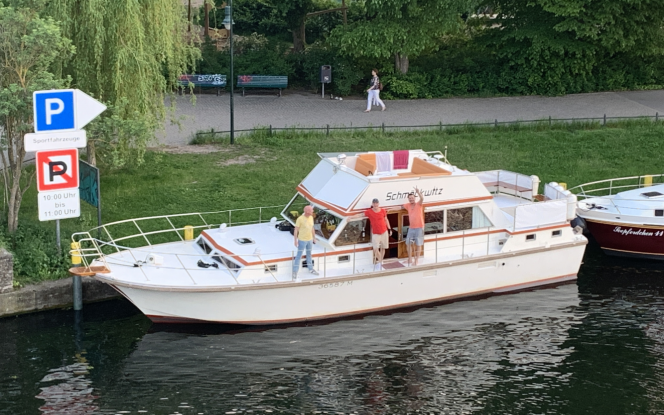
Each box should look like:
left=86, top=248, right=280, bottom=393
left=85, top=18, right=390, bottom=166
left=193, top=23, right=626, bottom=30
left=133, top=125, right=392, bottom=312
left=281, top=193, right=343, bottom=242
left=211, top=253, right=242, bottom=274
left=196, top=237, right=213, bottom=254
left=333, top=218, right=371, bottom=247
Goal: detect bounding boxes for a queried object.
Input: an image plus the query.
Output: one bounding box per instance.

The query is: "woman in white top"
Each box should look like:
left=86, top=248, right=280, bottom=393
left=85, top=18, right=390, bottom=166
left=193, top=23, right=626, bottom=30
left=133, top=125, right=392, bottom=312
left=364, top=69, right=386, bottom=112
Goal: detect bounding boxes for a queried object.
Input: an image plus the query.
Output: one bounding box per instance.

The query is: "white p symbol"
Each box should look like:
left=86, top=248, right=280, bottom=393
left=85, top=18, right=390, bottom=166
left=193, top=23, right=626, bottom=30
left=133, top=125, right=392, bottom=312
left=45, top=98, right=65, bottom=125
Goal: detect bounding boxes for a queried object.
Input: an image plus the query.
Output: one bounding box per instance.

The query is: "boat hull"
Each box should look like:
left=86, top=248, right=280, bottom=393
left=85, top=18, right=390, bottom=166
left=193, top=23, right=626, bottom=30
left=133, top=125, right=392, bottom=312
left=99, top=241, right=586, bottom=325
left=584, top=219, right=664, bottom=260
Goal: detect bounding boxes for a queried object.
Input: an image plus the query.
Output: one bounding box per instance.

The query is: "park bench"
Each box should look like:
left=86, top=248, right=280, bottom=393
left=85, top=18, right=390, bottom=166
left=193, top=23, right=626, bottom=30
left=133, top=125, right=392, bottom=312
left=178, top=74, right=227, bottom=96
left=237, top=75, right=288, bottom=97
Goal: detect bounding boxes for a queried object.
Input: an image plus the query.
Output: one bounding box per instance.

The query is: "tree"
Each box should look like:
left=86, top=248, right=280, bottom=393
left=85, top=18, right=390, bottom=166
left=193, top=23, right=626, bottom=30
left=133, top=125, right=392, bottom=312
left=272, top=0, right=315, bottom=52
left=0, top=4, right=74, bottom=233
left=329, top=0, right=474, bottom=74
left=480, top=0, right=664, bottom=95
left=45, top=0, right=200, bottom=167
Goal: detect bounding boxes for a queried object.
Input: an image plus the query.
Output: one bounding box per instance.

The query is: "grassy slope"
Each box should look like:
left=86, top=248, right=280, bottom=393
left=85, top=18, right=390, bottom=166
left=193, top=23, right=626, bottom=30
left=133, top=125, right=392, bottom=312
left=13, top=120, right=664, bottom=283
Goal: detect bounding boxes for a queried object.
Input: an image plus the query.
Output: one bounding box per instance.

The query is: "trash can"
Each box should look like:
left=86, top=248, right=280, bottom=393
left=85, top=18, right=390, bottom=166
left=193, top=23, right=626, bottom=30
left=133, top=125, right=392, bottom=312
left=320, top=65, right=332, bottom=83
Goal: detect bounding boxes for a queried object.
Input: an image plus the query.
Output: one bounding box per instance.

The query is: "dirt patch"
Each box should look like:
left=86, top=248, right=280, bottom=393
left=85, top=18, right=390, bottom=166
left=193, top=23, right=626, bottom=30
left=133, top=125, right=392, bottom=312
left=150, top=145, right=231, bottom=154
left=216, top=155, right=260, bottom=166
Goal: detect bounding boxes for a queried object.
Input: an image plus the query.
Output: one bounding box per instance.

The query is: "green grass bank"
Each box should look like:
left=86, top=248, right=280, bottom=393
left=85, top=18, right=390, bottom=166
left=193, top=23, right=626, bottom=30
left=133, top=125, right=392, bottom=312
left=10, top=120, right=664, bottom=285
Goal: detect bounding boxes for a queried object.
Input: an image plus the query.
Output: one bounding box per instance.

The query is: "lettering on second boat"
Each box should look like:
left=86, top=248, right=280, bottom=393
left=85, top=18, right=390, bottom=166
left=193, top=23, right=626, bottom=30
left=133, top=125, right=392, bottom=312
left=613, top=226, right=664, bottom=237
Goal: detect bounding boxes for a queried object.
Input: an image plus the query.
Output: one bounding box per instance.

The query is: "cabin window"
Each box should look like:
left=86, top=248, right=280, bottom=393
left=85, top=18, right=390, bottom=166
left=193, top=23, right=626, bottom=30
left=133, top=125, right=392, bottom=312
left=196, top=237, right=212, bottom=254
left=334, top=219, right=371, bottom=246
left=552, top=230, right=562, bottom=237
left=338, top=255, right=350, bottom=263
left=281, top=194, right=342, bottom=241
left=656, top=210, right=664, bottom=217
left=282, top=194, right=309, bottom=224
left=526, top=234, right=536, bottom=241
left=446, top=207, right=492, bottom=232
left=264, top=264, right=277, bottom=273
left=312, top=207, right=343, bottom=240
left=211, top=255, right=241, bottom=272
left=424, top=210, right=445, bottom=235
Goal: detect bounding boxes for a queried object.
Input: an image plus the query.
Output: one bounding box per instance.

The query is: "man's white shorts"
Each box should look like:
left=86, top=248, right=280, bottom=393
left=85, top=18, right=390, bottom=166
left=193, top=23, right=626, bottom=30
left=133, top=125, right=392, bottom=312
left=371, top=231, right=389, bottom=250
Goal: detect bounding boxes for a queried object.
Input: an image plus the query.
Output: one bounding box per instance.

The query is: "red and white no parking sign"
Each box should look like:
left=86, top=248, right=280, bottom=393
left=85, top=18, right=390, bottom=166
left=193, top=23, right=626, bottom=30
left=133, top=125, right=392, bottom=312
left=36, top=148, right=79, bottom=192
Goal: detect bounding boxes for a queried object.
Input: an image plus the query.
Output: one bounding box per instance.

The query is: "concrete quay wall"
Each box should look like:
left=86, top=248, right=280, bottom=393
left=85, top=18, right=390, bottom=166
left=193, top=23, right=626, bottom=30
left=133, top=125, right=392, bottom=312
left=0, top=276, right=119, bottom=318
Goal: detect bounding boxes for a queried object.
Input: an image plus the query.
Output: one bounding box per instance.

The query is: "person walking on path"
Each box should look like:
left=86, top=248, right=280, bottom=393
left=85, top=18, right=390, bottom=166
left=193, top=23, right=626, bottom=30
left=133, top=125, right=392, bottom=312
left=365, top=198, right=391, bottom=271
left=293, top=205, right=319, bottom=280
left=364, top=69, right=386, bottom=112
left=403, top=187, right=425, bottom=266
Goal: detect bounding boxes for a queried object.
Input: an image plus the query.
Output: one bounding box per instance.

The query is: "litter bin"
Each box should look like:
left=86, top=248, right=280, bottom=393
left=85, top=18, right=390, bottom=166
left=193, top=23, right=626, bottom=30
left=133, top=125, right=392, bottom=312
left=320, top=65, right=331, bottom=98
left=320, top=65, right=332, bottom=83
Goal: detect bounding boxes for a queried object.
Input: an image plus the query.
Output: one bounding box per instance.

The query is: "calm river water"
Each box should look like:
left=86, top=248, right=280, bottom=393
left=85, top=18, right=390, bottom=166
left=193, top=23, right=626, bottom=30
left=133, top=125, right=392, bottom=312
left=2, top=242, right=664, bottom=415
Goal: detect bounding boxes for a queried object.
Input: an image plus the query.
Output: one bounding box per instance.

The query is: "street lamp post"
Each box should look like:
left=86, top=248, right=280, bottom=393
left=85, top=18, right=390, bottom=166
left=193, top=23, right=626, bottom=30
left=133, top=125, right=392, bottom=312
left=223, top=2, right=235, bottom=145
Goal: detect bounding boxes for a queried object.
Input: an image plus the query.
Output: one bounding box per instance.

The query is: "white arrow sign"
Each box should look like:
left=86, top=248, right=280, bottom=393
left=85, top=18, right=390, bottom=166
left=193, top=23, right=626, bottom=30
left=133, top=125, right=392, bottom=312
left=73, top=89, right=107, bottom=130
left=33, top=89, right=107, bottom=133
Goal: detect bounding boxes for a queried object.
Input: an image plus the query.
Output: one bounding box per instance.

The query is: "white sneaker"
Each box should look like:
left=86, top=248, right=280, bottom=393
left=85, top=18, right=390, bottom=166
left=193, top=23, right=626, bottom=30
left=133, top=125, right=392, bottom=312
left=374, top=264, right=382, bottom=271
left=309, top=269, right=319, bottom=275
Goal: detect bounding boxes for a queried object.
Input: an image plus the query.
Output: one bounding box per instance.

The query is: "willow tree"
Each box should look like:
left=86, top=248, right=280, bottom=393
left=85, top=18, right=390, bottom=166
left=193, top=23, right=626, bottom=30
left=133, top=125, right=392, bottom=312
left=46, top=0, right=200, bottom=166
left=0, top=4, right=74, bottom=233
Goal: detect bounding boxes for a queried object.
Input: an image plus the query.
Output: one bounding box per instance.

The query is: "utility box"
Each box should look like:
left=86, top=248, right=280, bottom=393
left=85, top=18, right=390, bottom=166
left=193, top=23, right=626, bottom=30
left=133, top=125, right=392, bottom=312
left=320, top=65, right=332, bottom=83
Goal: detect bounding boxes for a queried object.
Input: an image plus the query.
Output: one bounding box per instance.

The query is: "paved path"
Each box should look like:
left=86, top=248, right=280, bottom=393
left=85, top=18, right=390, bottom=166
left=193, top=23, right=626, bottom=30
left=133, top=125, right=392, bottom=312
left=159, top=90, right=664, bottom=145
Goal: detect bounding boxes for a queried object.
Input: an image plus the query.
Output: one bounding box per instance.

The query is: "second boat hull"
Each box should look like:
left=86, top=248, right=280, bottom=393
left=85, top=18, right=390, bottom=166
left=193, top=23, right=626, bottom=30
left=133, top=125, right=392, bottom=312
left=584, top=219, right=664, bottom=260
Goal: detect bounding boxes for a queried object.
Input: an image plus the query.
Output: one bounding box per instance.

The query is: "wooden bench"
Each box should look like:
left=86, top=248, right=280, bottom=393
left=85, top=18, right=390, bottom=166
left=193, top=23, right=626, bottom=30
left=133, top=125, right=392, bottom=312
left=178, top=74, right=227, bottom=96
left=237, top=75, right=288, bottom=97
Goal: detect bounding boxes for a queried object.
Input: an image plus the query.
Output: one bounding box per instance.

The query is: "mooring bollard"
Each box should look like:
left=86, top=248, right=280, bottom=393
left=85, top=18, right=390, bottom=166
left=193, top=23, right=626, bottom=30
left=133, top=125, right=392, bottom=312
left=71, top=241, right=83, bottom=310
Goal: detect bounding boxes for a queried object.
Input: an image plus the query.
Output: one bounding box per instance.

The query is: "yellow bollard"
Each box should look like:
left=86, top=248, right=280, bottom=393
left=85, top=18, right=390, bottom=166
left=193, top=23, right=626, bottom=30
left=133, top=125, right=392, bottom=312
left=184, top=225, right=194, bottom=240
left=71, top=242, right=82, bottom=265
left=644, top=175, right=653, bottom=187
left=558, top=182, right=567, bottom=190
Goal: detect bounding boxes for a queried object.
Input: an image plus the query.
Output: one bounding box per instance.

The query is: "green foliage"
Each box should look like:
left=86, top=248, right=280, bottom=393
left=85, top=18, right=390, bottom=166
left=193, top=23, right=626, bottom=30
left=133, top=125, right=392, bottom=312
left=0, top=3, right=74, bottom=233
left=290, top=43, right=363, bottom=95
left=329, top=0, right=474, bottom=71
left=0, top=221, right=70, bottom=284
left=45, top=0, right=200, bottom=167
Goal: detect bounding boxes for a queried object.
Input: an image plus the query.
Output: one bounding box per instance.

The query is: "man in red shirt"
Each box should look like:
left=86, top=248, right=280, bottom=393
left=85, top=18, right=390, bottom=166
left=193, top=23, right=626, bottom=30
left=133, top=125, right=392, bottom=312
left=365, top=198, right=391, bottom=271
left=403, top=187, right=425, bottom=266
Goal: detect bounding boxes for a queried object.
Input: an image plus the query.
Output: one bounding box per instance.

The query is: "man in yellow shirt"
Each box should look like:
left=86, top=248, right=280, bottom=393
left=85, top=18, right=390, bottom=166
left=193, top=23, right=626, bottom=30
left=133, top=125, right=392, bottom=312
left=293, top=205, right=319, bottom=279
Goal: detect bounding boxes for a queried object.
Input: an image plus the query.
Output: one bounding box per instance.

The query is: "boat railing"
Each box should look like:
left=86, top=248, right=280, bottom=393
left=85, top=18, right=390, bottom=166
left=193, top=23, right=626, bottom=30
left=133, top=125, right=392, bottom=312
left=569, top=174, right=664, bottom=200
left=70, top=223, right=572, bottom=286
left=476, top=170, right=537, bottom=201
left=73, top=205, right=287, bottom=254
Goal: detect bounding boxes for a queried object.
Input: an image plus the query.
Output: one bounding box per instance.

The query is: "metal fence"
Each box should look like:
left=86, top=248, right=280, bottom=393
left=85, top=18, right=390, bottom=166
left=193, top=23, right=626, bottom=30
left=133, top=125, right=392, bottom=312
left=194, top=113, right=664, bottom=142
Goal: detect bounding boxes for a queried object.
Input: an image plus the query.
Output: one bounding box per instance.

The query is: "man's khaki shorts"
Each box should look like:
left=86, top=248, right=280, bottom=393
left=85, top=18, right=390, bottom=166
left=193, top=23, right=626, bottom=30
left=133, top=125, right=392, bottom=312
left=371, top=231, right=389, bottom=250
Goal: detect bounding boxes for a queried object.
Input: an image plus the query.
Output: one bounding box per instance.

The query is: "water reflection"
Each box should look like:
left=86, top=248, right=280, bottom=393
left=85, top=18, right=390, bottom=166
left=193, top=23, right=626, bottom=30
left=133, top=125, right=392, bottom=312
left=4, top=244, right=664, bottom=414
left=100, top=284, right=581, bottom=414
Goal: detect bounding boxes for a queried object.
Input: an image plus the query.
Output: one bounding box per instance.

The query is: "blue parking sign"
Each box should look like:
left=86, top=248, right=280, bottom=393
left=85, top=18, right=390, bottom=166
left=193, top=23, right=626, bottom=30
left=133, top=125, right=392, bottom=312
left=34, top=90, right=75, bottom=132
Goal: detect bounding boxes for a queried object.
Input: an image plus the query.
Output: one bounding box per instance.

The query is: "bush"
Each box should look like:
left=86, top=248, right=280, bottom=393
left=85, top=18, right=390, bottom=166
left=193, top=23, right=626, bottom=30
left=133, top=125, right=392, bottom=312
left=0, top=221, right=69, bottom=285
left=289, top=43, right=363, bottom=96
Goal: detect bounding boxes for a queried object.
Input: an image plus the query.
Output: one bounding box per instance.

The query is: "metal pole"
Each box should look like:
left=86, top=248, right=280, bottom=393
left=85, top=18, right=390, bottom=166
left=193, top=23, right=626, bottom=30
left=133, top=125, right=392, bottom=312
left=322, top=83, right=324, bottom=99
left=229, top=0, right=235, bottom=145
left=56, top=219, right=61, bottom=255
left=324, top=248, right=326, bottom=278
left=73, top=275, right=82, bottom=310
left=96, top=167, right=102, bottom=240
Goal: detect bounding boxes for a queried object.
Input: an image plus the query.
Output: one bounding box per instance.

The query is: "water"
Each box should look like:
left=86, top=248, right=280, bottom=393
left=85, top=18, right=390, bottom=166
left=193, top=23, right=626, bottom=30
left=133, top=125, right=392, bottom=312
left=2, top=242, right=664, bottom=415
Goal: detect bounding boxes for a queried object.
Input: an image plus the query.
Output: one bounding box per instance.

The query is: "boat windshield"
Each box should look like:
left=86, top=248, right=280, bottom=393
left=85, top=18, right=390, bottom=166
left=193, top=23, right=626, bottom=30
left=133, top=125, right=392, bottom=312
left=282, top=194, right=343, bottom=240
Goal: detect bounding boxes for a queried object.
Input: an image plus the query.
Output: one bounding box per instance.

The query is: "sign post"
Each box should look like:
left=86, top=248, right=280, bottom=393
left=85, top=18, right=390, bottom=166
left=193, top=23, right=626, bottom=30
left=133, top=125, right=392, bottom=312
left=28, top=89, right=106, bottom=311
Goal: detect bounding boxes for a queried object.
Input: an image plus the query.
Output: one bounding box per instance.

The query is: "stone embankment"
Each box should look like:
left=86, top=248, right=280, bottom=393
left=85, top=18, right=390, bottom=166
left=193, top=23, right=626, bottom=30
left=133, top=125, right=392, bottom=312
left=0, top=249, right=118, bottom=318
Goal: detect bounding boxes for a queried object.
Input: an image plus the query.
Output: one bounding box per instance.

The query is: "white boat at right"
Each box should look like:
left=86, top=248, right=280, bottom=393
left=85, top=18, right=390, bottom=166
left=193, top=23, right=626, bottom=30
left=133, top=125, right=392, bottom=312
left=569, top=174, right=664, bottom=260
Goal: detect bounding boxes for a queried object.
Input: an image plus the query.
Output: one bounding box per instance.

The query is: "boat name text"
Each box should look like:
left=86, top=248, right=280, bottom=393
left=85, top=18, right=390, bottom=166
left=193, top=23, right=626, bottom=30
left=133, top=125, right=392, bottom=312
left=613, top=226, right=664, bottom=237
left=386, top=187, right=444, bottom=201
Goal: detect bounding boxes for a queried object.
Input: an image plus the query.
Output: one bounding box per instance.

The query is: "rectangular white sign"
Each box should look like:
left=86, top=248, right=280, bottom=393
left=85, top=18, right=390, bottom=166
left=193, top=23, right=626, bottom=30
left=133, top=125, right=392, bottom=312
left=38, top=189, right=81, bottom=221
left=24, top=130, right=87, bottom=152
